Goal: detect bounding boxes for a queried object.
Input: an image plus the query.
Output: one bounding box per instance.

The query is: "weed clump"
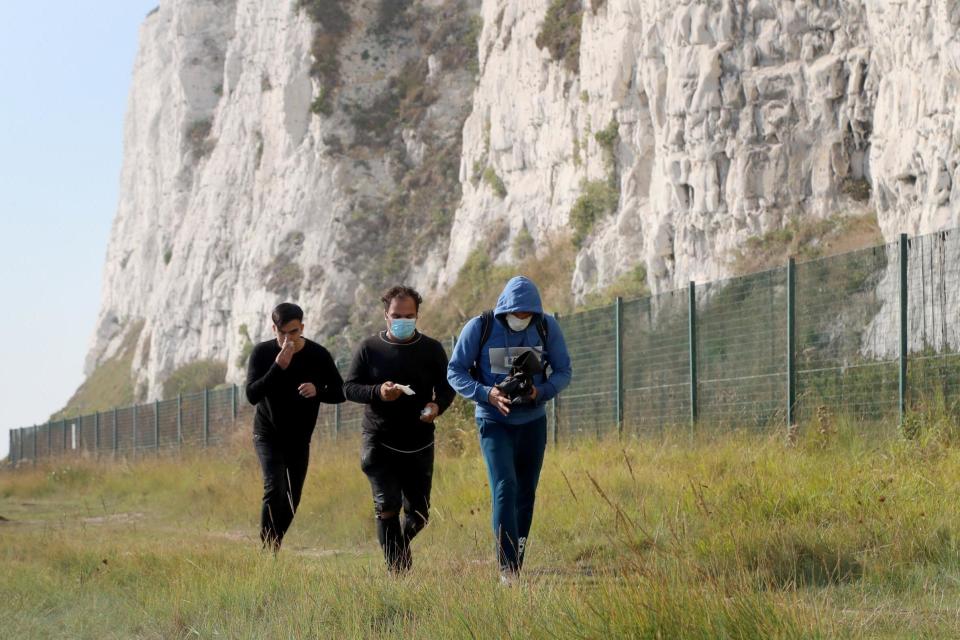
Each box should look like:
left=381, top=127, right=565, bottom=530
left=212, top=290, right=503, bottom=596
left=569, top=179, right=618, bottom=248
left=535, top=0, right=583, bottom=73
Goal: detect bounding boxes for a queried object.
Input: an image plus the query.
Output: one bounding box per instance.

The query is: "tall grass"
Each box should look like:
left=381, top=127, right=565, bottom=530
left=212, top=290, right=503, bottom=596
left=3, top=419, right=960, bottom=637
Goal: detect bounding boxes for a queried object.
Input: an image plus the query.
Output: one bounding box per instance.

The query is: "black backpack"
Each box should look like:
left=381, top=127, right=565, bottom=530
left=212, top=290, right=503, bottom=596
left=467, top=310, right=549, bottom=380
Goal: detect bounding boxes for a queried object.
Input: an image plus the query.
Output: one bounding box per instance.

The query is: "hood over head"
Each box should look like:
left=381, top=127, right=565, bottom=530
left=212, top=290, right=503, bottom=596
left=493, top=276, right=544, bottom=318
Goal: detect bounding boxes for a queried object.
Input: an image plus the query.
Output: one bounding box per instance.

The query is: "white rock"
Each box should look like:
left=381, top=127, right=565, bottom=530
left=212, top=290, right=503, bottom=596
left=88, top=0, right=960, bottom=400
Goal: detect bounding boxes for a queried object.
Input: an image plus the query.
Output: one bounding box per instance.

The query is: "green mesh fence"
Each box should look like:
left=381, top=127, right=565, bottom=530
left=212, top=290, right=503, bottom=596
left=555, top=305, right=618, bottom=440
left=697, top=268, right=787, bottom=428
left=9, top=225, right=960, bottom=465
left=156, top=399, right=178, bottom=449
left=621, top=290, right=690, bottom=434
left=794, top=242, right=899, bottom=423
left=906, top=229, right=960, bottom=416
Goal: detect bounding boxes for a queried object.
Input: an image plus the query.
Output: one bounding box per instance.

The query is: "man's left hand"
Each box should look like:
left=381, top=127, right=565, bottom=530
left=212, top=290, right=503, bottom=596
left=419, top=402, right=440, bottom=423
left=298, top=383, right=317, bottom=398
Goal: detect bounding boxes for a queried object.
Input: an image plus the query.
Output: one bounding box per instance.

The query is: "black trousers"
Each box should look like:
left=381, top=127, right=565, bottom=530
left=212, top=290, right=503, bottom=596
left=253, top=432, right=310, bottom=550
left=360, top=434, right=434, bottom=571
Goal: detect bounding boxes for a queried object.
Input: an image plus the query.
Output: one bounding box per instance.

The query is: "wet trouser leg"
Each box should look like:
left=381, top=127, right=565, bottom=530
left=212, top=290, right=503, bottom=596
left=477, top=416, right=547, bottom=573
left=254, top=432, right=310, bottom=551
left=362, top=435, right=434, bottom=572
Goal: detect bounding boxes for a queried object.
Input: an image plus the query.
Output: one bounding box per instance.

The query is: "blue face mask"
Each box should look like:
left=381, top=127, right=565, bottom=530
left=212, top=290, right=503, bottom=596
left=390, top=318, right=417, bottom=340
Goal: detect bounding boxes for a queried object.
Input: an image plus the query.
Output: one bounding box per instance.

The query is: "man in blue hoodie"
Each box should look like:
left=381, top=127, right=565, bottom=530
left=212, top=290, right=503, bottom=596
left=447, top=276, right=572, bottom=582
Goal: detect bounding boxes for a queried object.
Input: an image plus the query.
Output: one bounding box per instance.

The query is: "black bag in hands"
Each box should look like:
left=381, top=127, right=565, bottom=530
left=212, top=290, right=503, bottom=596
left=495, top=350, right=544, bottom=406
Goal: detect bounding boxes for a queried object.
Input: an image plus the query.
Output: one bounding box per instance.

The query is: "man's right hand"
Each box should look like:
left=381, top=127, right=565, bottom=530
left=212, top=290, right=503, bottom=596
left=379, top=381, right=403, bottom=401
left=488, top=387, right=511, bottom=416
left=275, top=338, right=295, bottom=370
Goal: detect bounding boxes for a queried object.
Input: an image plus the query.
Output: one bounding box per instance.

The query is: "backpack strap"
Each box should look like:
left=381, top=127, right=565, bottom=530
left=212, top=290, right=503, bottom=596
left=535, top=315, right=551, bottom=379
left=535, top=315, right=549, bottom=348
left=478, top=309, right=495, bottom=350
left=468, top=310, right=495, bottom=380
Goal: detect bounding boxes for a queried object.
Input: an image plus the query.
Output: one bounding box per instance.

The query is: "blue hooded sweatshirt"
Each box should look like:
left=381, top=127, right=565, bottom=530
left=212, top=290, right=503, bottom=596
left=447, top=276, right=573, bottom=425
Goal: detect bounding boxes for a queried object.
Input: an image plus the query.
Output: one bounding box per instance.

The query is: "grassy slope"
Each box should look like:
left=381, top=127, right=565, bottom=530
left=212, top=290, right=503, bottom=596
left=2, top=421, right=960, bottom=638
left=729, top=211, right=884, bottom=276
left=417, top=236, right=580, bottom=340
left=50, top=321, right=145, bottom=422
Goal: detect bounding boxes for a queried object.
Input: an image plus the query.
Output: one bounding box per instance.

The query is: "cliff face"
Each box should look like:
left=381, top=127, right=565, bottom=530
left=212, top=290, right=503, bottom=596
left=89, top=0, right=960, bottom=400
left=91, top=0, right=479, bottom=398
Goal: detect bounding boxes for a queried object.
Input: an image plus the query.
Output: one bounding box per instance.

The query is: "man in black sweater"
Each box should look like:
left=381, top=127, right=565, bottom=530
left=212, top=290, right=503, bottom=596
left=245, top=302, right=344, bottom=551
left=344, top=285, right=455, bottom=573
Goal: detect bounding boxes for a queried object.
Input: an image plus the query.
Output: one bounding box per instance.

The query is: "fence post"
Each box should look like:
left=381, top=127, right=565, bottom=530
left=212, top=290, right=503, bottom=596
left=232, top=384, right=238, bottom=423
left=132, top=405, right=138, bottom=459
left=899, top=233, right=908, bottom=427
left=787, top=258, right=796, bottom=427
left=203, top=388, right=210, bottom=447
left=177, top=394, right=183, bottom=448
left=334, top=403, right=341, bottom=440
left=551, top=397, right=559, bottom=447
left=615, top=297, right=624, bottom=439
left=155, top=400, right=161, bottom=451
left=62, top=418, right=67, bottom=453
left=553, top=312, right=561, bottom=446
left=688, top=282, right=699, bottom=429
left=95, top=412, right=100, bottom=458
left=112, top=408, right=118, bottom=458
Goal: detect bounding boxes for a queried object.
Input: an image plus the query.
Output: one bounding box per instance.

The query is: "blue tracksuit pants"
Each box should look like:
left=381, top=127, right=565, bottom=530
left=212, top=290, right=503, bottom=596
left=476, top=415, right=547, bottom=572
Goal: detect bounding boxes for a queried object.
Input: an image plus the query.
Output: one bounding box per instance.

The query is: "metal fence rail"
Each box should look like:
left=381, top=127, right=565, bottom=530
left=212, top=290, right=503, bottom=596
left=8, top=225, right=960, bottom=466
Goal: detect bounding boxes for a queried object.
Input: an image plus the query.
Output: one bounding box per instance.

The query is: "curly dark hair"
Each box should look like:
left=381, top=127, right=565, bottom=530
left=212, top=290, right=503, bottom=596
left=381, top=285, right=422, bottom=312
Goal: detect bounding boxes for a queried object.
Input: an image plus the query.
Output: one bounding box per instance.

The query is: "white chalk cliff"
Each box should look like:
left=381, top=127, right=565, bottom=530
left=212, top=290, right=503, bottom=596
left=89, top=0, right=960, bottom=400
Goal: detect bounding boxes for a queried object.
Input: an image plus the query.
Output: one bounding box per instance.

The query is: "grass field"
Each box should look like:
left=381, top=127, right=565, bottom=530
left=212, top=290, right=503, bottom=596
left=2, top=418, right=960, bottom=638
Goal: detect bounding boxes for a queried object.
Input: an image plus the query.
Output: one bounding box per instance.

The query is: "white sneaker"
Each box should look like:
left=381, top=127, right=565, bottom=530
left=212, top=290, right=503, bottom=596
left=499, top=570, right=518, bottom=587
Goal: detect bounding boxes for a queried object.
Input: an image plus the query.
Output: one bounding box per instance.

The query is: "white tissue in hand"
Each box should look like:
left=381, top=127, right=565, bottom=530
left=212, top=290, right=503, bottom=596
left=395, top=384, right=415, bottom=396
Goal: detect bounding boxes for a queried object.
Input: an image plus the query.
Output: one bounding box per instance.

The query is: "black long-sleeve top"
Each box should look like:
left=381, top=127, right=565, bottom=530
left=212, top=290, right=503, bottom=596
left=343, top=331, right=455, bottom=449
left=245, top=338, right=345, bottom=440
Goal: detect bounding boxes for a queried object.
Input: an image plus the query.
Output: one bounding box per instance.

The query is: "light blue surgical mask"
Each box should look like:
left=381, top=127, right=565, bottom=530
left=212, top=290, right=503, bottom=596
left=390, top=318, right=417, bottom=340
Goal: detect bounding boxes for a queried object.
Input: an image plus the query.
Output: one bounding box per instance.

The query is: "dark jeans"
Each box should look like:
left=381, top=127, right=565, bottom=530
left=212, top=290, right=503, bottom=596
left=253, top=432, right=310, bottom=551
left=477, top=415, right=547, bottom=573
left=360, top=433, right=434, bottom=572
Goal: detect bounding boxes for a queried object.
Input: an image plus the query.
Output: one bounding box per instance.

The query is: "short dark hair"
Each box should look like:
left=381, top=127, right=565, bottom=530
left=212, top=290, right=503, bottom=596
left=381, top=285, right=422, bottom=312
left=272, top=302, right=303, bottom=327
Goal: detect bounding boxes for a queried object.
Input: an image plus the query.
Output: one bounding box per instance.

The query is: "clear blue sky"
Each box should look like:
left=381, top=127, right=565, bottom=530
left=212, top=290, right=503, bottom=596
left=0, top=2, right=158, bottom=459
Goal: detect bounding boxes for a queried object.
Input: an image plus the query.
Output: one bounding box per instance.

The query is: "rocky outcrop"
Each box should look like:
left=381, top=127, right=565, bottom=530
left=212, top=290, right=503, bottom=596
left=442, top=0, right=959, bottom=302
left=90, top=0, right=479, bottom=399
left=87, top=0, right=960, bottom=401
